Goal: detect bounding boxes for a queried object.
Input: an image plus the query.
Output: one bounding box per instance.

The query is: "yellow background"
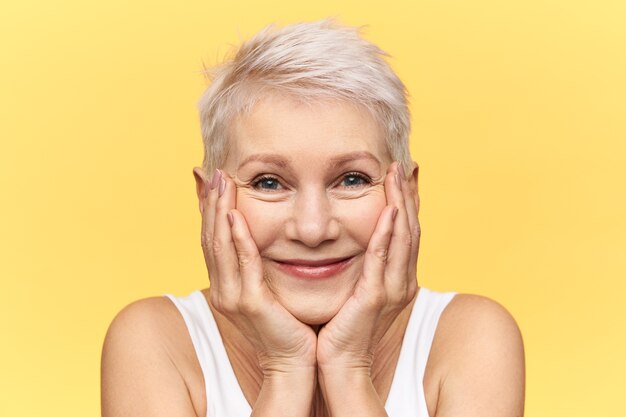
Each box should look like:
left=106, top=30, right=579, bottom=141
left=1, top=0, right=625, bottom=415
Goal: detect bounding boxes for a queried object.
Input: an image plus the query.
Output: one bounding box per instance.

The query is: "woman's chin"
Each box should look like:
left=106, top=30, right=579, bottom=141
left=277, top=293, right=348, bottom=326
left=292, top=307, right=339, bottom=326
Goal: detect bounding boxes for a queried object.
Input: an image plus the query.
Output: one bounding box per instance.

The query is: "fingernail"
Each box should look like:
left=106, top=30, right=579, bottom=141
left=218, top=177, right=226, bottom=197
left=227, top=211, right=234, bottom=226
left=395, top=172, right=402, bottom=188
left=397, top=163, right=406, bottom=181
left=210, top=169, right=221, bottom=190
left=392, top=207, right=399, bottom=220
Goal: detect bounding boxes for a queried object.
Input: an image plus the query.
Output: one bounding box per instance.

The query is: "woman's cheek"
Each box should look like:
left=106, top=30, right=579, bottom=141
left=235, top=194, right=280, bottom=250
left=337, top=195, right=387, bottom=246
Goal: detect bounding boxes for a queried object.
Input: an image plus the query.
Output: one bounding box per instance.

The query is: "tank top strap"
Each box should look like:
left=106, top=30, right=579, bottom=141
left=164, top=291, right=252, bottom=417
left=384, top=287, right=456, bottom=417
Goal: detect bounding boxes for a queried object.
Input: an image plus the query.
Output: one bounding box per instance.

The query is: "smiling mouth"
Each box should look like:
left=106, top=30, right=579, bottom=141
left=273, top=256, right=355, bottom=279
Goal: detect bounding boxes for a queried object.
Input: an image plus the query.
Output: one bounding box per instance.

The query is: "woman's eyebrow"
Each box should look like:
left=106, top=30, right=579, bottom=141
left=237, top=154, right=291, bottom=169
left=328, top=151, right=382, bottom=168
left=237, top=151, right=381, bottom=170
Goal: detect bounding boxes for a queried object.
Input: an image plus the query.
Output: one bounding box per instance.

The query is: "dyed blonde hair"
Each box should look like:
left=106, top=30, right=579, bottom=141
left=197, top=18, right=412, bottom=174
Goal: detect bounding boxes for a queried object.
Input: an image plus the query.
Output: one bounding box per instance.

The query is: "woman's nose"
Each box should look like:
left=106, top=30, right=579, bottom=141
left=285, top=187, right=340, bottom=247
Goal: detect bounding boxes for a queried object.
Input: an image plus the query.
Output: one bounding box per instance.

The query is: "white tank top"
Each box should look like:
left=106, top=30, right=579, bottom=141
left=164, top=287, right=455, bottom=417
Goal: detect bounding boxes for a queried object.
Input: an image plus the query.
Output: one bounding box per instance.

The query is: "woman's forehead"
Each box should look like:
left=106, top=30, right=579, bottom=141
left=228, top=94, right=390, bottom=163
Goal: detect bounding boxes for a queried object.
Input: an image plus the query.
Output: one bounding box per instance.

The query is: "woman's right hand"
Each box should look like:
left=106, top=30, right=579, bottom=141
left=198, top=168, right=318, bottom=376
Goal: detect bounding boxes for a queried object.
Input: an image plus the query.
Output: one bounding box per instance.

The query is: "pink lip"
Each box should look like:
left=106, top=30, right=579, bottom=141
left=273, top=256, right=354, bottom=279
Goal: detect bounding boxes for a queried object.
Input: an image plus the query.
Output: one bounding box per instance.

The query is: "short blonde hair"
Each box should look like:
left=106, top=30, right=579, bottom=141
left=197, top=18, right=412, bottom=174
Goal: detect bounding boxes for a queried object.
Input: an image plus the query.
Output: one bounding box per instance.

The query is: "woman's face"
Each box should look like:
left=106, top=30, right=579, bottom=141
left=222, top=93, right=393, bottom=325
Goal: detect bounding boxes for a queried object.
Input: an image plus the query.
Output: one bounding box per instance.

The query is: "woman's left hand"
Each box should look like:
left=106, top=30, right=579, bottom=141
left=316, top=161, right=420, bottom=373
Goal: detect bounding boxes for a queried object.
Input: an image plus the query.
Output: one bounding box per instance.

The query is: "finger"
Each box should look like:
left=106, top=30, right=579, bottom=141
left=384, top=163, right=412, bottom=288
left=403, top=163, right=421, bottom=279
left=362, top=205, right=398, bottom=288
left=228, top=209, right=266, bottom=300
left=203, top=169, right=222, bottom=288
left=212, top=172, right=241, bottom=299
left=229, top=210, right=306, bottom=350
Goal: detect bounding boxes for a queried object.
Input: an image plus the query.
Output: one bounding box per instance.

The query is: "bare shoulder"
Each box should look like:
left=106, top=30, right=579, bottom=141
left=425, top=294, right=525, bottom=417
left=101, top=296, right=205, bottom=417
left=437, top=294, right=524, bottom=347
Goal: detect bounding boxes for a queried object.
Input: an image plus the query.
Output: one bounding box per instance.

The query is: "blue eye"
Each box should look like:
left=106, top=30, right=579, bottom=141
left=252, top=176, right=281, bottom=191
left=340, top=172, right=370, bottom=188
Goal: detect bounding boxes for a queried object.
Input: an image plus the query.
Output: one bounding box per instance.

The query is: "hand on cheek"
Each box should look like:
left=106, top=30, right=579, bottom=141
left=201, top=169, right=318, bottom=375
left=316, top=161, right=419, bottom=373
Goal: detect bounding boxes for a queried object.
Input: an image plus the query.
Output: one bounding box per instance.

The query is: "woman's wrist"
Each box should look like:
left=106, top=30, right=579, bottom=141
left=252, top=368, right=317, bottom=417
left=258, top=354, right=318, bottom=378
left=317, top=368, right=387, bottom=417
left=317, top=364, right=371, bottom=389
left=317, top=352, right=374, bottom=376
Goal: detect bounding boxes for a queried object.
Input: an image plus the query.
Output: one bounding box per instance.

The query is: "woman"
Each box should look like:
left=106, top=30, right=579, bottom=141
left=101, top=19, right=525, bottom=417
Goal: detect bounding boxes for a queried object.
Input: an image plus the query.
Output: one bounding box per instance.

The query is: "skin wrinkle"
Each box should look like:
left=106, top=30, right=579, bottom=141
left=235, top=180, right=386, bottom=203
left=233, top=151, right=387, bottom=204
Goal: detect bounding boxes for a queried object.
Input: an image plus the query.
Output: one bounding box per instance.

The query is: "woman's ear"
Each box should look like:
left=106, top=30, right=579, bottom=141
left=193, top=167, right=211, bottom=214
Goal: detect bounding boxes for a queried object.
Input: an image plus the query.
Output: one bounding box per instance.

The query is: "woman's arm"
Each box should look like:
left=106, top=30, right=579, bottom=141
left=427, top=294, right=525, bottom=417
left=317, top=295, right=525, bottom=417
left=101, top=297, right=318, bottom=417
left=101, top=298, right=201, bottom=417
